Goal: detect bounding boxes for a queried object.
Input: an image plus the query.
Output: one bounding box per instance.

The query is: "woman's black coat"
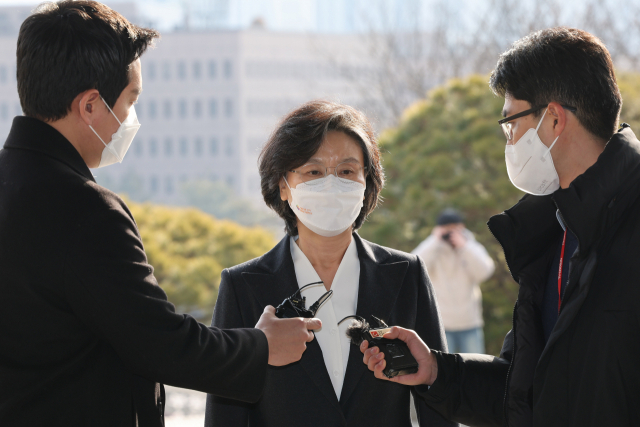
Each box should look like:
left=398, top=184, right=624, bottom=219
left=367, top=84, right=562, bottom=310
left=205, top=233, right=457, bottom=427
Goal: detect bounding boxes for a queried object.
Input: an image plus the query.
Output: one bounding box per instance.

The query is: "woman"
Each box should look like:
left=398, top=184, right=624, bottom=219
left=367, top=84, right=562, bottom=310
left=204, top=100, right=454, bottom=427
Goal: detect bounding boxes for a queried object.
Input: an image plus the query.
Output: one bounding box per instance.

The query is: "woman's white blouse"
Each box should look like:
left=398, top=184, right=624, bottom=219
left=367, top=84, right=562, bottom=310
left=290, top=237, right=360, bottom=400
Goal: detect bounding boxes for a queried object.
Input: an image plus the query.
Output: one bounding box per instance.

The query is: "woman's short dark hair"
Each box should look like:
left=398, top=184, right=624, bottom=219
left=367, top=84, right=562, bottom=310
left=259, top=100, right=384, bottom=236
left=490, top=27, right=621, bottom=142
left=17, top=0, right=159, bottom=120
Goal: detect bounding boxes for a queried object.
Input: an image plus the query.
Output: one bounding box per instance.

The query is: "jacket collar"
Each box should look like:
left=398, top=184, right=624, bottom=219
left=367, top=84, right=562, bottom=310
left=241, top=232, right=408, bottom=415
left=3, top=116, right=95, bottom=182
left=489, top=125, right=640, bottom=282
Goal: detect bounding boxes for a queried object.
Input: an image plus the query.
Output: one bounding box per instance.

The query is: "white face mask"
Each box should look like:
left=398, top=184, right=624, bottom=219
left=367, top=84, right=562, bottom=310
left=505, top=107, right=560, bottom=195
left=284, top=174, right=366, bottom=237
left=89, top=97, right=141, bottom=168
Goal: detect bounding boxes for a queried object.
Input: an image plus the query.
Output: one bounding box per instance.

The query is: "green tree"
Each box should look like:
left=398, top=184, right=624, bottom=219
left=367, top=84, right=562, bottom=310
left=127, top=200, right=276, bottom=322
left=360, top=73, right=640, bottom=355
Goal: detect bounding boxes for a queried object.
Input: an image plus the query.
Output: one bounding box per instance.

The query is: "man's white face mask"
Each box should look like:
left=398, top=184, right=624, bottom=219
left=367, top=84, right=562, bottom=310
left=284, top=174, right=366, bottom=237
left=505, top=107, right=561, bottom=195
left=89, top=97, right=140, bottom=168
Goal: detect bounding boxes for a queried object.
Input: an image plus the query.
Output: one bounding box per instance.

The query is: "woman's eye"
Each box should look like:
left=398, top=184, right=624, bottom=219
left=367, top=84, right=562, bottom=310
left=307, top=170, right=321, bottom=176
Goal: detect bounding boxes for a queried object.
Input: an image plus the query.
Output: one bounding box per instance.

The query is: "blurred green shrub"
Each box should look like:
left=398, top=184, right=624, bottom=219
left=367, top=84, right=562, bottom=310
left=128, top=200, right=276, bottom=322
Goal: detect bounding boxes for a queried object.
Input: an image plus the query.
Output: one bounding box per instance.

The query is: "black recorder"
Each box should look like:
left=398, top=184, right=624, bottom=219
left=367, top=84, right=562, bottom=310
left=275, top=281, right=333, bottom=319
left=339, top=315, right=419, bottom=378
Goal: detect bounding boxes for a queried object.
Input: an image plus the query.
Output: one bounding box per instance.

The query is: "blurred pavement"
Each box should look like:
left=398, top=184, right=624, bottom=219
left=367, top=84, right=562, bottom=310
left=164, top=385, right=420, bottom=426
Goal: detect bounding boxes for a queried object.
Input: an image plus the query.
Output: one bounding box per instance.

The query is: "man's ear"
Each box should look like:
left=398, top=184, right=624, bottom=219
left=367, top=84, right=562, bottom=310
left=547, top=102, right=567, bottom=138
left=78, top=90, right=102, bottom=126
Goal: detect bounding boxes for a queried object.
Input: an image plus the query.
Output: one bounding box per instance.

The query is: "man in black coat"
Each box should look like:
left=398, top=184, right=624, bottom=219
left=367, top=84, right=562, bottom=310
left=0, top=2, right=320, bottom=426
left=361, top=28, right=640, bottom=426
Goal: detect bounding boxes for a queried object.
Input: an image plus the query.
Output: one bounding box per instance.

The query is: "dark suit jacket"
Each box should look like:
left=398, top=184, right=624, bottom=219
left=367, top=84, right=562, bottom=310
left=0, top=117, right=269, bottom=426
left=205, top=233, right=458, bottom=427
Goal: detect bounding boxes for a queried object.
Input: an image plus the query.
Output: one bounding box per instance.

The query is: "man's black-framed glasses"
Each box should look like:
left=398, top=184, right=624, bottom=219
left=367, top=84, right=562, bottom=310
left=498, top=104, right=577, bottom=141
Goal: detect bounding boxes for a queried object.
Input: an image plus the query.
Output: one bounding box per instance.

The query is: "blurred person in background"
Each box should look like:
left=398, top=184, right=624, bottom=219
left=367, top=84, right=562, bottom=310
left=360, top=27, right=640, bottom=427
left=412, top=208, right=494, bottom=354
left=205, top=100, right=456, bottom=427
left=0, top=2, right=319, bottom=426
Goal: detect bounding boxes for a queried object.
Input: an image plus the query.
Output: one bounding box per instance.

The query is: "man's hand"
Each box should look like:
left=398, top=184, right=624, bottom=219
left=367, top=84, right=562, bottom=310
left=361, top=326, right=438, bottom=386
left=255, top=305, right=322, bottom=366
left=433, top=225, right=467, bottom=249
left=447, top=229, right=467, bottom=249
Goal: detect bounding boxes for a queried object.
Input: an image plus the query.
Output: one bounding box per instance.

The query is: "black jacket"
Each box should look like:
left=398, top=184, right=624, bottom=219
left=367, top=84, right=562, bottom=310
left=204, top=234, right=457, bottom=427
left=417, top=124, right=640, bottom=426
left=0, top=117, right=269, bottom=426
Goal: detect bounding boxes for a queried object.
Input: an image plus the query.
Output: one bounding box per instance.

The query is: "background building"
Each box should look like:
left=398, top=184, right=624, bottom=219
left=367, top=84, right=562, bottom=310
left=0, top=3, right=382, bottom=210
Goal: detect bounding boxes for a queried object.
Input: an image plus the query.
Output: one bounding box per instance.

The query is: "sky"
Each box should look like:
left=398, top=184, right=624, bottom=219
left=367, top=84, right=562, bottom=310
left=0, top=0, right=436, bottom=33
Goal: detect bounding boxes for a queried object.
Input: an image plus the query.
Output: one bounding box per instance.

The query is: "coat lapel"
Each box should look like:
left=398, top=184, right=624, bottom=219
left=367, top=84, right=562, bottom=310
left=241, top=236, right=344, bottom=417
left=339, top=234, right=409, bottom=406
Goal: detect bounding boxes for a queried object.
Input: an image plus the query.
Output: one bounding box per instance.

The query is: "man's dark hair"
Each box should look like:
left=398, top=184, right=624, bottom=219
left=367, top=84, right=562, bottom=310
left=490, top=27, right=622, bottom=142
left=17, top=0, right=159, bottom=121
left=259, top=100, right=385, bottom=236
left=437, top=208, right=463, bottom=226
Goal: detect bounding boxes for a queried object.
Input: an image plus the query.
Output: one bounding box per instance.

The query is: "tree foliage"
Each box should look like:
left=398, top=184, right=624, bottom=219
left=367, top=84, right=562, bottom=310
left=359, top=73, right=640, bottom=356
left=127, top=200, right=276, bottom=322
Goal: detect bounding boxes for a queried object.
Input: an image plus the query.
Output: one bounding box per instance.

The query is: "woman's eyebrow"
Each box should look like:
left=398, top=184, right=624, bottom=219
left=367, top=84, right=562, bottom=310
left=307, top=156, right=361, bottom=164
left=341, top=157, right=360, bottom=163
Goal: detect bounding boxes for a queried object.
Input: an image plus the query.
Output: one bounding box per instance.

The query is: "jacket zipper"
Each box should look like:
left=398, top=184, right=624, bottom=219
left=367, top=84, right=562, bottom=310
left=554, top=209, right=580, bottom=312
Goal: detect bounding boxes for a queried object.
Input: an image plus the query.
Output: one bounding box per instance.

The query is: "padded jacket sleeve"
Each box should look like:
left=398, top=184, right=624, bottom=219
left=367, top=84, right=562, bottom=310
left=63, top=195, right=269, bottom=402
left=414, top=348, right=510, bottom=426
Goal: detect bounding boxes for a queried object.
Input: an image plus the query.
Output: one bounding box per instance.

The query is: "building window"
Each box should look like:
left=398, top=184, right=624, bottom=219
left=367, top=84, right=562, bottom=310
left=208, top=60, right=217, bottom=79
left=163, top=100, right=172, bottom=119
left=194, top=137, right=203, bottom=156
left=162, top=61, right=171, bottom=80
left=193, top=61, right=201, bottom=79
left=147, top=62, right=157, bottom=81
left=178, top=99, right=187, bottom=119
left=208, top=99, right=218, bottom=118
left=164, top=138, right=173, bottom=156
left=148, top=100, right=157, bottom=119
left=165, top=176, right=174, bottom=195
left=224, top=60, right=233, bottom=79
left=226, top=175, right=235, bottom=189
left=177, top=61, right=186, bottom=80
left=179, top=137, right=188, bottom=156
left=225, top=136, right=234, bottom=157
left=149, top=138, right=158, bottom=157
left=150, top=175, right=159, bottom=193
left=224, top=99, right=233, bottom=118
left=209, top=137, right=219, bottom=156
left=134, top=139, right=143, bottom=157
left=193, top=99, right=202, bottom=118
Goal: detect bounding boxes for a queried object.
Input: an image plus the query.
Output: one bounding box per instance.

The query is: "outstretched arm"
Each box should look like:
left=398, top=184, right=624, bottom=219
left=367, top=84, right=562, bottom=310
left=361, top=327, right=509, bottom=427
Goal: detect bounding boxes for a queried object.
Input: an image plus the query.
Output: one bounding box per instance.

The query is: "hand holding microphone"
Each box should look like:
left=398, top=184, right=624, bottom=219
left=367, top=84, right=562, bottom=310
left=360, top=326, right=439, bottom=386
left=255, top=306, right=321, bottom=367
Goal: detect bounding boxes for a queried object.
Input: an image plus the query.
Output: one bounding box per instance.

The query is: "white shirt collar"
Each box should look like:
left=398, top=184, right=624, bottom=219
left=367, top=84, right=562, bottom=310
left=289, top=236, right=360, bottom=399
